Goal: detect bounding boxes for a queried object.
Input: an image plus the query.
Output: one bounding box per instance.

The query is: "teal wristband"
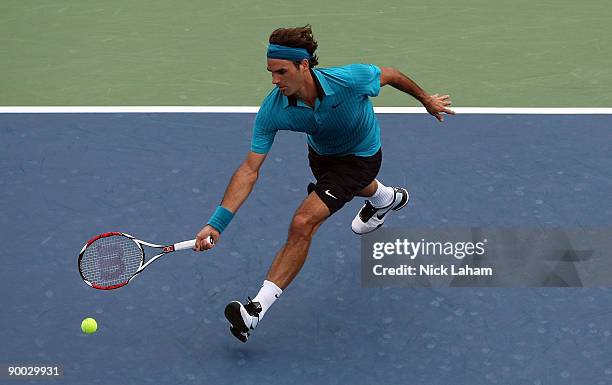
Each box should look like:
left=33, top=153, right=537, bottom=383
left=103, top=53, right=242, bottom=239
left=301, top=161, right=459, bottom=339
left=207, top=206, right=234, bottom=233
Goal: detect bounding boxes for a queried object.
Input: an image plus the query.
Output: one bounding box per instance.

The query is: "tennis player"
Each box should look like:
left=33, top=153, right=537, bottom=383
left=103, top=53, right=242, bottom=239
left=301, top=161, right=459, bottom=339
left=194, top=25, right=454, bottom=342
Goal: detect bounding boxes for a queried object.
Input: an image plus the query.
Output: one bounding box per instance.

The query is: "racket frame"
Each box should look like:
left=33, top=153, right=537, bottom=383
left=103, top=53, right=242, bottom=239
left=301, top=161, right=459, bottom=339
left=78, top=232, right=200, bottom=290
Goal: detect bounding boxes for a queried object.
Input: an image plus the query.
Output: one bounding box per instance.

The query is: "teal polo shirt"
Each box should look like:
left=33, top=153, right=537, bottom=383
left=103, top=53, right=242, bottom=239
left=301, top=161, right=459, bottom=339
left=251, top=64, right=382, bottom=157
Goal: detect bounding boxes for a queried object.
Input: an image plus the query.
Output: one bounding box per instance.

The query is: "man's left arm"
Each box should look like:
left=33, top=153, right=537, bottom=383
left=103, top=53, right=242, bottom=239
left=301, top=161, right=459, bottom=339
left=379, top=66, right=455, bottom=122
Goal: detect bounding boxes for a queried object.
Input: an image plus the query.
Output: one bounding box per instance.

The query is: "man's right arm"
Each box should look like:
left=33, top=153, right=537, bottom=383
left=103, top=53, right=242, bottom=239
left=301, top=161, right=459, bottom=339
left=218, top=151, right=267, bottom=213
left=194, top=151, right=267, bottom=250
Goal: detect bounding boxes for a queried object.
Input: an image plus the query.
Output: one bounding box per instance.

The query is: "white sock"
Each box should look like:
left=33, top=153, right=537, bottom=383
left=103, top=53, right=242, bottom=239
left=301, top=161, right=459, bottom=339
left=368, top=180, right=395, bottom=208
left=252, top=280, right=282, bottom=321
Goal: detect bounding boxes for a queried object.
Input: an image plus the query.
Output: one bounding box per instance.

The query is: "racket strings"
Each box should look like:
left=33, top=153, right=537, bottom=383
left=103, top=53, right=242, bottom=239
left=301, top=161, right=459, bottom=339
left=80, top=235, right=143, bottom=287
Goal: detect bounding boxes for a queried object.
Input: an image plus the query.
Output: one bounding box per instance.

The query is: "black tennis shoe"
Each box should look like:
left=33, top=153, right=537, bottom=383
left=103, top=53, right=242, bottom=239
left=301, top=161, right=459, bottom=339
left=224, top=297, right=262, bottom=343
left=351, top=187, right=409, bottom=234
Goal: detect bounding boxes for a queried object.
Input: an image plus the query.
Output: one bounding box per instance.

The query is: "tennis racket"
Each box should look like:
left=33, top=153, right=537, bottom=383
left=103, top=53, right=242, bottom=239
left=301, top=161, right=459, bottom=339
left=78, top=232, right=213, bottom=290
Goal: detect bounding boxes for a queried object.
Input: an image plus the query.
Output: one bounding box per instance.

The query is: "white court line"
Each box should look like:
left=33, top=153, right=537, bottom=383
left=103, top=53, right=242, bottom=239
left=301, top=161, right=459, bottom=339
left=0, top=106, right=611, bottom=114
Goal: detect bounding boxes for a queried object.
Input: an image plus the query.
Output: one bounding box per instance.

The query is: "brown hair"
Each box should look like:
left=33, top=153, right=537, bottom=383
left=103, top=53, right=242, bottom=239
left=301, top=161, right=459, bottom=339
left=269, top=25, right=319, bottom=68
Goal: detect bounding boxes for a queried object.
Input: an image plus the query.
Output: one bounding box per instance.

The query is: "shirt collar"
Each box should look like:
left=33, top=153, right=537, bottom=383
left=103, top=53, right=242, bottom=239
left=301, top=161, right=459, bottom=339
left=312, top=68, right=335, bottom=97
left=282, top=68, right=335, bottom=109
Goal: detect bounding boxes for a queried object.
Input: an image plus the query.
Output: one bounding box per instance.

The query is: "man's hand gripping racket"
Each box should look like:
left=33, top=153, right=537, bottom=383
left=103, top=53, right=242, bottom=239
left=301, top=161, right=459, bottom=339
left=78, top=232, right=214, bottom=290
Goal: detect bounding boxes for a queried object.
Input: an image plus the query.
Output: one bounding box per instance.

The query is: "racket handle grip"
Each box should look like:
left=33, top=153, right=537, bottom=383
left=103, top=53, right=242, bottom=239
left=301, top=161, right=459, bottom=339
left=174, top=236, right=214, bottom=251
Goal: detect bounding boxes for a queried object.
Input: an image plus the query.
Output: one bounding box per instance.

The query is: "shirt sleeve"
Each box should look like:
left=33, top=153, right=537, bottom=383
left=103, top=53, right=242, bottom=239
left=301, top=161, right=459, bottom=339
left=348, top=64, right=381, bottom=97
left=250, top=110, right=277, bottom=154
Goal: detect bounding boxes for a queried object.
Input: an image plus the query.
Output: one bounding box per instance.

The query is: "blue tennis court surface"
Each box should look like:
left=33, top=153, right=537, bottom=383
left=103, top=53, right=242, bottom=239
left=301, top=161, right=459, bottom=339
left=1, top=113, right=611, bottom=384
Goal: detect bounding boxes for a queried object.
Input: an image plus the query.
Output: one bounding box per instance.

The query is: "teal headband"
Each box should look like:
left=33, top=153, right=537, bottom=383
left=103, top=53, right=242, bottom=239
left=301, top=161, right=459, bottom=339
left=267, top=43, right=312, bottom=62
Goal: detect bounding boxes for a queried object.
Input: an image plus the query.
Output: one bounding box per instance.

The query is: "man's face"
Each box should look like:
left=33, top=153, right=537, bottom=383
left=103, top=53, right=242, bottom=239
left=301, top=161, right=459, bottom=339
left=267, top=58, right=308, bottom=96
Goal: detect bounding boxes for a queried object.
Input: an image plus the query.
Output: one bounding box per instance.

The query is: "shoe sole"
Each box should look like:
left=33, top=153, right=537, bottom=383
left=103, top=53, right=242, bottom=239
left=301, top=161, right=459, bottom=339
left=225, top=301, right=249, bottom=342
left=229, top=326, right=248, bottom=343
left=351, top=222, right=384, bottom=235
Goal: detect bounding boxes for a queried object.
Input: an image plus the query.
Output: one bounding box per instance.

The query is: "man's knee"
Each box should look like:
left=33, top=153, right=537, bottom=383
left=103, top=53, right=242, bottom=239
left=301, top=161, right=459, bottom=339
left=288, top=213, right=319, bottom=240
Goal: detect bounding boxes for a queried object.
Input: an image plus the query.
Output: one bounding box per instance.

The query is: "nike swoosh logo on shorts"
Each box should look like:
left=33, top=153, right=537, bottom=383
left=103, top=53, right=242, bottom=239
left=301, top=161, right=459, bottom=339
left=325, top=190, right=338, bottom=199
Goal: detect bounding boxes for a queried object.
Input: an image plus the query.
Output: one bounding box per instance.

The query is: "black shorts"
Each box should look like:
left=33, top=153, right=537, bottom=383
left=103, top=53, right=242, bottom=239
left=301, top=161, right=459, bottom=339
left=307, top=146, right=382, bottom=215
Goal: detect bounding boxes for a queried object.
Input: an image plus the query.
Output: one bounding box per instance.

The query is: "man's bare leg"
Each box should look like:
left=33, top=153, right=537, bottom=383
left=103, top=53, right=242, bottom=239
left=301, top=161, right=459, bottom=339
left=266, top=192, right=330, bottom=289
left=224, top=192, right=330, bottom=342
left=356, top=179, right=378, bottom=197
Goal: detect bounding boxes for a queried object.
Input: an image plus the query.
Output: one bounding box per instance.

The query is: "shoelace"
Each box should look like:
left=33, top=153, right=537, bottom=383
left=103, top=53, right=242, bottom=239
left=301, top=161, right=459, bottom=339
left=244, top=297, right=262, bottom=330
left=245, top=296, right=262, bottom=317
left=359, top=200, right=378, bottom=221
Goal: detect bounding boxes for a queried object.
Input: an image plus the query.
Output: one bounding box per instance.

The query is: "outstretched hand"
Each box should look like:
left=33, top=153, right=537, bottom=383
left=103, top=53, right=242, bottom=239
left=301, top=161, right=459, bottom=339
left=424, top=94, right=455, bottom=122
left=193, top=225, right=220, bottom=251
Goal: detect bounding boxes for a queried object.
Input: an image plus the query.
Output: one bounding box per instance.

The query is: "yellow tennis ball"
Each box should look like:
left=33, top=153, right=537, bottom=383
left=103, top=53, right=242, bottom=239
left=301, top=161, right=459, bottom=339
left=81, top=317, right=98, bottom=334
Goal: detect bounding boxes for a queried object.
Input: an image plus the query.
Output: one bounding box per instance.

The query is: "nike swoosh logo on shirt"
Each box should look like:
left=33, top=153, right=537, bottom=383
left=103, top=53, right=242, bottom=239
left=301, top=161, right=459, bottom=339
left=331, top=103, right=342, bottom=109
